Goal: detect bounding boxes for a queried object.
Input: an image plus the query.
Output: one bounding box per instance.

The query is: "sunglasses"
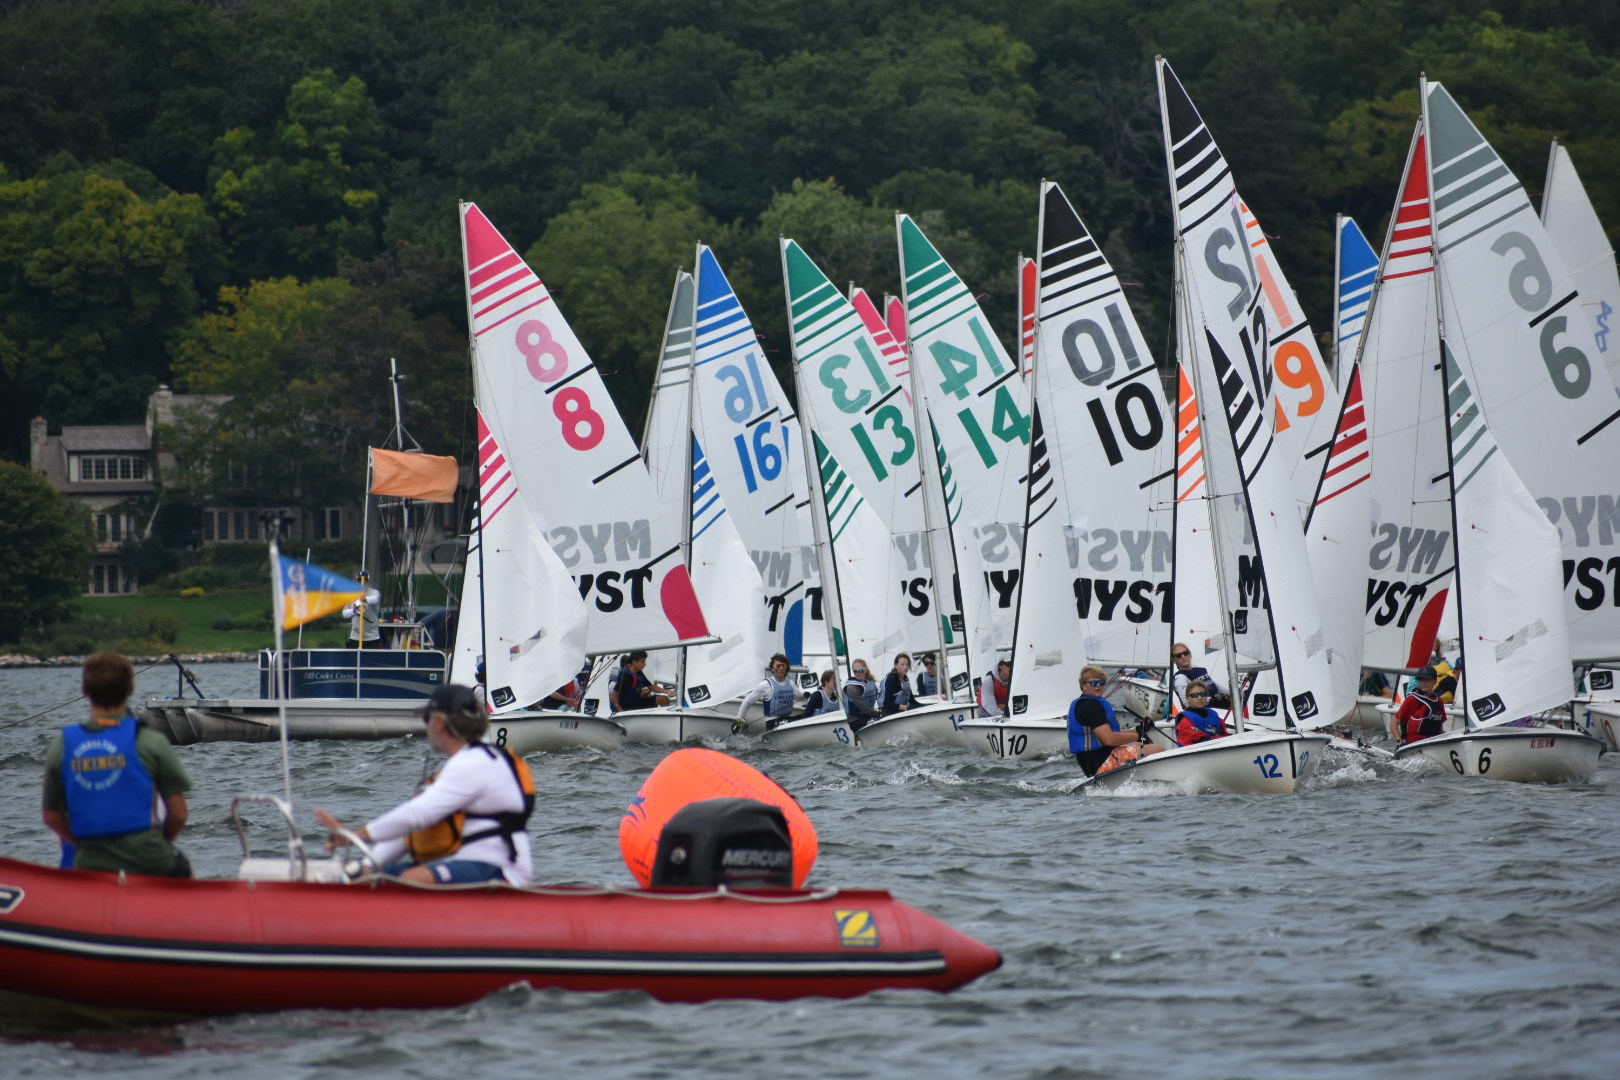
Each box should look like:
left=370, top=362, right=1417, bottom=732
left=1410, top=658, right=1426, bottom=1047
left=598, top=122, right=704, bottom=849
left=1187, top=692, right=1209, bottom=698
left=1172, top=651, right=1191, bottom=659
left=1085, top=679, right=1107, bottom=687
left=924, top=660, right=936, bottom=666
left=853, top=668, right=867, bottom=674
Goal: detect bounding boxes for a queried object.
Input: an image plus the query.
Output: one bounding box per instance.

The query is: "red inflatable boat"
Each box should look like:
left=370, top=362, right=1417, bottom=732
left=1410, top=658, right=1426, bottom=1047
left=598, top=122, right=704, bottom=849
left=0, top=856, right=1000, bottom=1020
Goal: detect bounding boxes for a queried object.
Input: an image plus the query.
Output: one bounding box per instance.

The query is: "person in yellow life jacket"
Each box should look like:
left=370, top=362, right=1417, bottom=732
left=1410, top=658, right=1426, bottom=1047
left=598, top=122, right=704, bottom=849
left=315, top=685, right=534, bottom=884
left=42, top=652, right=193, bottom=877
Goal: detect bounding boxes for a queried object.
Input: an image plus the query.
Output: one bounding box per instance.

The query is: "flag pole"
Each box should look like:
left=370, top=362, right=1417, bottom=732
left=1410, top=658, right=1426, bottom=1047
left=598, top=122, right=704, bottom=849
left=269, top=537, right=296, bottom=813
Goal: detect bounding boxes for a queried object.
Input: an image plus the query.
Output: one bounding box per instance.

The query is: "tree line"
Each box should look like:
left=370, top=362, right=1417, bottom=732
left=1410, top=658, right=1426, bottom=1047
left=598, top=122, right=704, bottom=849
left=2, top=0, right=1616, bottom=533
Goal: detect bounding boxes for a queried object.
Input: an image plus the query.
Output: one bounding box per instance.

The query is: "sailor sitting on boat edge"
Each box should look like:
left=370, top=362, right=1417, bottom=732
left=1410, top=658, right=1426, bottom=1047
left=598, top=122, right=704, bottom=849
left=316, top=685, right=534, bottom=884
left=734, top=653, right=800, bottom=731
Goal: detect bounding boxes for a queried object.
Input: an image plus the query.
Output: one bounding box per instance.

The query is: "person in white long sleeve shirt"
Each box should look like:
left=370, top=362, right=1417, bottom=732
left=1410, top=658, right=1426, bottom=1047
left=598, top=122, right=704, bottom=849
left=342, top=573, right=383, bottom=649
left=316, top=685, right=533, bottom=884
left=733, top=653, right=800, bottom=732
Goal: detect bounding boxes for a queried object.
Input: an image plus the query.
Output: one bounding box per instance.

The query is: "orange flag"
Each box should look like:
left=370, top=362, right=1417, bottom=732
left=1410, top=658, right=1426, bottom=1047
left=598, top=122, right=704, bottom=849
left=369, top=448, right=458, bottom=502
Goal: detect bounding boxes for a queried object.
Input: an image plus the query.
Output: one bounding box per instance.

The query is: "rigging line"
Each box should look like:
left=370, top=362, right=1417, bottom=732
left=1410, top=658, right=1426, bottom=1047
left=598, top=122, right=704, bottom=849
left=0, top=659, right=174, bottom=731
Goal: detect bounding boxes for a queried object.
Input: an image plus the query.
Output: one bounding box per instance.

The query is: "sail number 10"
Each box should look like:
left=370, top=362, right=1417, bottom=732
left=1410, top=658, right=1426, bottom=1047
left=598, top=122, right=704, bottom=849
left=519, top=319, right=604, bottom=451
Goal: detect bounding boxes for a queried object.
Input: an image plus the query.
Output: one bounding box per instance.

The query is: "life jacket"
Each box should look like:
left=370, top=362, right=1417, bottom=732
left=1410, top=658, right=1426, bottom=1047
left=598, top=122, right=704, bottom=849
left=1176, top=708, right=1224, bottom=746
left=843, top=678, right=875, bottom=719
left=883, top=672, right=913, bottom=713
left=406, top=743, right=535, bottom=862
left=61, top=716, right=158, bottom=839
left=764, top=676, right=797, bottom=717
left=1067, top=696, right=1119, bottom=754
left=1402, top=691, right=1444, bottom=744
left=814, top=687, right=841, bottom=715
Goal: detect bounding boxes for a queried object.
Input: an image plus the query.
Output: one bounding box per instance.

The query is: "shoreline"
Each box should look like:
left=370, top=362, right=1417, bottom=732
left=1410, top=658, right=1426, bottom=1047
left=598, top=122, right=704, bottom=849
left=0, top=653, right=257, bottom=669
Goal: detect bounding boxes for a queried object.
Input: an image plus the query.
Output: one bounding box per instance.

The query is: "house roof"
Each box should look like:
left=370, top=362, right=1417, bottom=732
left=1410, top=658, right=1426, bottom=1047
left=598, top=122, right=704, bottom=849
left=59, top=425, right=151, bottom=453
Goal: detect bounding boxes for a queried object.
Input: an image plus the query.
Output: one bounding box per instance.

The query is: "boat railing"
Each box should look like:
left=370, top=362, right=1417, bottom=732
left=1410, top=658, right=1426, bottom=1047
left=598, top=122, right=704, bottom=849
left=231, top=794, right=310, bottom=880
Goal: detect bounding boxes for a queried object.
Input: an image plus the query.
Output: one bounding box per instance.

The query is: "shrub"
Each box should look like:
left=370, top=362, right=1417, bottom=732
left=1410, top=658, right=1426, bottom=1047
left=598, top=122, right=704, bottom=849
left=181, top=586, right=208, bottom=598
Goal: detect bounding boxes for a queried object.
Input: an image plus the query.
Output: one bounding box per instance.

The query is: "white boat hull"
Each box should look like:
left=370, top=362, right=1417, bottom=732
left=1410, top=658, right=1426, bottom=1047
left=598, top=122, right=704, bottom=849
left=614, top=707, right=737, bottom=744
left=138, top=698, right=425, bottom=743
left=484, top=711, right=626, bottom=754
left=1393, top=726, right=1605, bottom=783
left=855, top=702, right=975, bottom=748
left=1118, top=677, right=1169, bottom=720
left=959, top=717, right=1070, bottom=760
left=1079, top=730, right=1332, bottom=794
left=762, top=713, right=860, bottom=751
left=1573, top=700, right=1620, bottom=751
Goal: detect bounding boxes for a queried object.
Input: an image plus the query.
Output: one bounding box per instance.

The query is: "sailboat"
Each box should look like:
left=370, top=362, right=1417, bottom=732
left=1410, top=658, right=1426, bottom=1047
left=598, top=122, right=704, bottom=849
left=446, top=412, right=623, bottom=754
left=1540, top=140, right=1620, bottom=389
left=1075, top=60, right=1336, bottom=793
left=773, top=238, right=973, bottom=749
left=1382, top=81, right=1608, bottom=782
left=457, top=203, right=724, bottom=745
left=605, top=267, right=771, bottom=743
left=140, top=373, right=462, bottom=744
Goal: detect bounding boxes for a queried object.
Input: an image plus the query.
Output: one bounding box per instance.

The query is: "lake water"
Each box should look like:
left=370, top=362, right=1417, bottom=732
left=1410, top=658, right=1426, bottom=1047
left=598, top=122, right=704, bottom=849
left=2, top=661, right=1617, bottom=1079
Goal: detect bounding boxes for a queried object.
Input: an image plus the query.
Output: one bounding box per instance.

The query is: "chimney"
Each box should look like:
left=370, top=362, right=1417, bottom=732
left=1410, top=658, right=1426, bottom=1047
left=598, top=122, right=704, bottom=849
left=30, top=416, right=47, bottom=473
left=147, top=385, right=174, bottom=436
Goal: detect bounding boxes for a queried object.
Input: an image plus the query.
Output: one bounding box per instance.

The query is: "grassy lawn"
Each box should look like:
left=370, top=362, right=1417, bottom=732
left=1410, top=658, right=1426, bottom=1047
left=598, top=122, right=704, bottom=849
left=65, top=576, right=459, bottom=655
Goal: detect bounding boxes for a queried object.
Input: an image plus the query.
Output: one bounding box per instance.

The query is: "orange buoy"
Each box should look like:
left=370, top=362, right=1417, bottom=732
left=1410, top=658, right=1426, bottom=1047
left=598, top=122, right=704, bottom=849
left=620, top=748, right=818, bottom=888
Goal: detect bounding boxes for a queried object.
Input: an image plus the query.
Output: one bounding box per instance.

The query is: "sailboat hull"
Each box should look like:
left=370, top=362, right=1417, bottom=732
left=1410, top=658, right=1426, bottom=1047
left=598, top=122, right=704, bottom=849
left=1118, top=677, right=1169, bottom=721
left=139, top=698, right=426, bottom=744
left=762, top=713, right=860, bottom=751
left=958, top=717, right=1070, bottom=760
left=614, top=707, right=737, bottom=745
left=1573, top=701, right=1620, bottom=751
left=855, top=702, right=975, bottom=748
left=1078, top=730, right=1332, bottom=794
left=1393, top=726, right=1605, bottom=783
left=485, top=711, right=626, bottom=755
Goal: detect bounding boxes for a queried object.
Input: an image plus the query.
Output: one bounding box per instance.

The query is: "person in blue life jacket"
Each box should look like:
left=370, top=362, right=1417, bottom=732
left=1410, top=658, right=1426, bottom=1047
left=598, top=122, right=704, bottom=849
left=1171, top=642, right=1230, bottom=710
left=880, top=653, right=916, bottom=716
left=787, top=670, right=843, bottom=725
left=843, top=660, right=882, bottom=732
left=1068, top=664, right=1167, bottom=777
left=611, top=651, right=673, bottom=712
left=315, top=684, right=534, bottom=885
left=735, top=653, right=801, bottom=732
left=914, top=653, right=939, bottom=698
left=42, top=652, right=193, bottom=877
left=1174, top=680, right=1228, bottom=746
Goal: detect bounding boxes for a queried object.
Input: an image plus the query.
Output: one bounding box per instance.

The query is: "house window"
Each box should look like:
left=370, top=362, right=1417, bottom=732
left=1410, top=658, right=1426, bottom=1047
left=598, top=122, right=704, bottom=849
left=92, top=565, right=105, bottom=594
left=77, top=455, right=148, bottom=482
left=110, top=514, right=123, bottom=543
left=320, top=507, right=343, bottom=541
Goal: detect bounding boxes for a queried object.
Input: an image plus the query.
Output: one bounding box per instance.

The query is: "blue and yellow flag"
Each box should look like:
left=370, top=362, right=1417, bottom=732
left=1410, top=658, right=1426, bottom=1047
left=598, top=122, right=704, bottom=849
left=276, top=553, right=366, bottom=630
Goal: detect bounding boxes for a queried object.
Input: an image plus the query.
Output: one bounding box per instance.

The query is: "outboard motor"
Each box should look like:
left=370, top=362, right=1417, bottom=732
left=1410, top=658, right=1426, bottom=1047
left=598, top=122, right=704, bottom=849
left=651, top=797, right=794, bottom=889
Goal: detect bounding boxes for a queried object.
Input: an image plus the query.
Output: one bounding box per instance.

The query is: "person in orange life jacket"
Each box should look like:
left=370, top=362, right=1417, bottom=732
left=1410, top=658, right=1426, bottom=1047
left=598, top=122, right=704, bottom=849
left=1068, top=664, right=1167, bottom=777
left=843, top=660, right=881, bottom=732
left=914, top=653, right=939, bottom=697
left=43, top=652, right=193, bottom=877
left=978, top=658, right=1012, bottom=717
left=1171, top=642, right=1230, bottom=709
left=610, top=650, right=672, bottom=712
left=1397, top=666, right=1448, bottom=744
left=880, top=653, right=915, bottom=716
left=315, top=685, right=534, bottom=884
left=789, top=670, right=842, bottom=724
left=735, top=653, right=800, bottom=732
left=1175, top=680, right=1228, bottom=746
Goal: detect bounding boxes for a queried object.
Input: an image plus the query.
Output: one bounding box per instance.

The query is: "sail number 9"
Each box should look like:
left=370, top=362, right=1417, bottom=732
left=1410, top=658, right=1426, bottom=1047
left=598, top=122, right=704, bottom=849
left=1492, top=231, right=1593, bottom=400
left=519, top=319, right=605, bottom=451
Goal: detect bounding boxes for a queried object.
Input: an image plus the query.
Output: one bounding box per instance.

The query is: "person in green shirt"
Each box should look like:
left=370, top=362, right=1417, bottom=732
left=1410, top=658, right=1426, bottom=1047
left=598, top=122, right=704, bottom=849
left=42, top=652, right=194, bottom=877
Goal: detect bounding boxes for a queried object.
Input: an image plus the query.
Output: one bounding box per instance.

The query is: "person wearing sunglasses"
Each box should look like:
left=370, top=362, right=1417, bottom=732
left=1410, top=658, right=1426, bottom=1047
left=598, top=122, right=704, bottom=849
left=914, top=653, right=939, bottom=698
left=315, top=685, right=534, bottom=885
left=1068, top=664, right=1165, bottom=777
left=843, top=660, right=882, bottom=731
left=1174, top=679, right=1228, bottom=746
left=1171, top=642, right=1230, bottom=710
left=735, top=653, right=801, bottom=732
left=978, top=658, right=1013, bottom=717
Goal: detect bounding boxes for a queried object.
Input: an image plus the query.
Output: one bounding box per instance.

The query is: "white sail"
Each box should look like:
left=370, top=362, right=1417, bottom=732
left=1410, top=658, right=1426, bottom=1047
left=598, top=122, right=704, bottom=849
left=690, top=246, right=818, bottom=666
left=678, top=432, right=772, bottom=706
left=780, top=238, right=939, bottom=676
left=1011, top=181, right=1174, bottom=717
left=1170, top=363, right=1235, bottom=671
left=1158, top=58, right=1333, bottom=728
left=1358, top=123, right=1457, bottom=673
left=1441, top=345, right=1574, bottom=722
left=640, top=272, right=696, bottom=529
left=459, top=203, right=711, bottom=654
left=1421, top=82, right=1620, bottom=662
left=898, top=215, right=1032, bottom=681
left=1541, top=141, right=1620, bottom=387
left=451, top=411, right=590, bottom=713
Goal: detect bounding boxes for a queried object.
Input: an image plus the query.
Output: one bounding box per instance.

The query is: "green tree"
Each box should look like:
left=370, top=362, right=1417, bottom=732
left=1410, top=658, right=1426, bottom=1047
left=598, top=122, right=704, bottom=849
left=0, top=460, right=91, bottom=644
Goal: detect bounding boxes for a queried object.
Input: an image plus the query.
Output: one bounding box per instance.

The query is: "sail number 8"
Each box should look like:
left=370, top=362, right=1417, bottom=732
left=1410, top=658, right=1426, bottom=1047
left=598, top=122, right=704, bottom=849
left=519, top=319, right=604, bottom=451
